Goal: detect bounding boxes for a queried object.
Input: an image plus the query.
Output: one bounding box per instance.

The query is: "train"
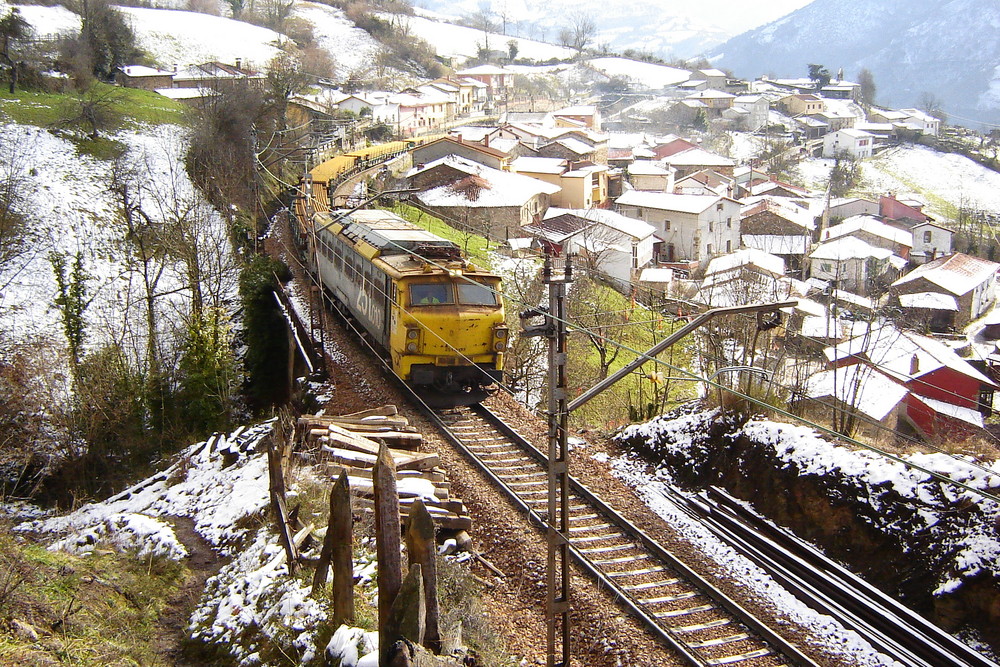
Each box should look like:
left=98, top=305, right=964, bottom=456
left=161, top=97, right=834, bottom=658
left=295, top=205, right=508, bottom=408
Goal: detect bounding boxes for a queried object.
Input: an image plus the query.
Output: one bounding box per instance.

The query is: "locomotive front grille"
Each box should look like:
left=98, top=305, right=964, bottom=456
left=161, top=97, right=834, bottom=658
left=436, top=356, right=474, bottom=366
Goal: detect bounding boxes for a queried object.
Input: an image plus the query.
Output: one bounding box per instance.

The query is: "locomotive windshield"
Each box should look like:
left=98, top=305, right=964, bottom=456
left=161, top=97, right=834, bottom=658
left=410, top=283, right=454, bottom=305
left=457, top=280, right=498, bottom=306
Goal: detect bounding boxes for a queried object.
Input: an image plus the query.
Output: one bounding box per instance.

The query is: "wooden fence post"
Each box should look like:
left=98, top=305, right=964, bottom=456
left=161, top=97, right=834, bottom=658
left=267, top=437, right=300, bottom=574
left=405, top=498, right=440, bottom=653
left=312, top=471, right=355, bottom=625
left=386, top=563, right=426, bottom=650
left=375, top=443, right=402, bottom=666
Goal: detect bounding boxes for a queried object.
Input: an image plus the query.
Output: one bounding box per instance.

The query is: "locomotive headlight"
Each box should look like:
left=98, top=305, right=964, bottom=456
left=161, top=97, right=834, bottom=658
left=407, top=342, right=418, bottom=353
left=407, top=329, right=419, bottom=339
left=494, top=327, right=508, bottom=339
left=494, top=341, right=505, bottom=351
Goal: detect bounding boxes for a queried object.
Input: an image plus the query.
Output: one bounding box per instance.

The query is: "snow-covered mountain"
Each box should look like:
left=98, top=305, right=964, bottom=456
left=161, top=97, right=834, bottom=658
left=412, top=0, right=813, bottom=59
left=709, top=0, right=1000, bottom=126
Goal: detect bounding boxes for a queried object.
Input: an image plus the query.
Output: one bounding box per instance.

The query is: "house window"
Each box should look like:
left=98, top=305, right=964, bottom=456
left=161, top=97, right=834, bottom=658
left=726, top=240, right=732, bottom=252
left=707, top=243, right=713, bottom=256
left=716, top=203, right=724, bottom=212
left=821, top=262, right=832, bottom=273
left=726, top=217, right=732, bottom=229
left=923, top=230, right=932, bottom=243
left=709, top=221, right=714, bottom=232
left=664, top=220, right=671, bottom=230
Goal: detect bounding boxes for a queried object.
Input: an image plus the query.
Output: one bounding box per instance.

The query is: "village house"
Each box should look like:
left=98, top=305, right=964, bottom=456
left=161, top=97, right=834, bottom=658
left=687, top=68, right=728, bottom=91
left=779, top=93, right=825, bottom=116
left=550, top=105, right=602, bottom=131
left=406, top=155, right=559, bottom=239
left=650, top=135, right=700, bottom=160
left=808, top=236, right=905, bottom=295
left=898, top=108, right=941, bottom=136
left=171, top=61, right=263, bottom=89
left=822, top=128, right=875, bottom=159
left=697, top=248, right=787, bottom=307
left=455, top=65, right=513, bottom=109
left=805, top=326, right=995, bottom=439
left=906, top=221, right=954, bottom=264
left=673, top=169, right=735, bottom=198
left=729, top=95, right=770, bottom=131
left=615, top=191, right=741, bottom=262
left=530, top=208, right=656, bottom=287
left=740, top=197, right=815, bottom=276
left=627, top=161, right=675, bottom=192
left=661, top=147, right=736, bottom=179
left=413, top=136, right=515, bottom=171
left=116, top=65, right=175, bottom=90
left=511, top=156, right=609, bottom=210
left=891, top=253, right=1000, bottom=329
left=828, top=197, right=879, bottom=220
left=822, top=215, right=913, bottom=259
left=430, top=76, right=488, bottom=116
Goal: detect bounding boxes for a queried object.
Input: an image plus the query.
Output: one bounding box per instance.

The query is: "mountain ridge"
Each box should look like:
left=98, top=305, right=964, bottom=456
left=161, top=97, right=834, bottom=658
left=709, top=0, right=1000, bottom=126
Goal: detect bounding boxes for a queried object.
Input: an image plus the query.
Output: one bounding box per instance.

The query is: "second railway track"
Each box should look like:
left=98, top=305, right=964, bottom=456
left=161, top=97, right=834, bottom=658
left=423, top=402, right=818, bottom=667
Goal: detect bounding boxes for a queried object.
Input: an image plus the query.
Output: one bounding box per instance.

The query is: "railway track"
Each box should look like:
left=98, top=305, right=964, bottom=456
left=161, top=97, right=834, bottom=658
left=420, top=402, right=819, bottom=667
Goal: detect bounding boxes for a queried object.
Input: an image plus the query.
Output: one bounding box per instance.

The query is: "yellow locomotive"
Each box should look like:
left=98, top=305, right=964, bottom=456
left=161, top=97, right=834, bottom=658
left=305, top=208, right=507, bottom=407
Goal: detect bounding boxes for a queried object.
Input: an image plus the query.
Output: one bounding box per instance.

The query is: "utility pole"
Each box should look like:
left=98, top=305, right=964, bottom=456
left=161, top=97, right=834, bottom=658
left=521, top=254, right=573, bottom=667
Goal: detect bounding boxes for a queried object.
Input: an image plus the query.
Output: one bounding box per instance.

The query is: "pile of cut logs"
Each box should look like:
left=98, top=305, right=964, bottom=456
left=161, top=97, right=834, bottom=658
left=299, top=406, right=471, bottom=532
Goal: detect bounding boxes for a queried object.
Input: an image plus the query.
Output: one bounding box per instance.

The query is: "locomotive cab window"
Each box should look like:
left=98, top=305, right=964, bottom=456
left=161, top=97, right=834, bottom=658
left=457, top=280, right=497, bottom=305
left=410, top=283, right=453, bottom=305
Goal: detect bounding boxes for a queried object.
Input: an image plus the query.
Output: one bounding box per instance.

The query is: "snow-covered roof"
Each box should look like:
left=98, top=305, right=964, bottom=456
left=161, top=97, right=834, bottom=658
left=548, top=137, right=594, bottom=155
left=742, top=235, right=811, bottom=255
left=807, top=364, right=908, bottom=420
left=892, top=253, right=1000, bottom=297
left=628, top=161, right=672, bottom=176
left=685, top=89, right=736, bottom=100
left=809, top=236, right=893, bottom=261
left=638, top=268, right=674, bottom=283
left=661, top=147, right=735, bottom=168
left=704, top=248, right=785, bottom=278
left=741, top=196, right=815, bottom=230
left=800, top=315, right=842, bottom=339
left=832, top=128, right=874, bottom=140
left=824, top=326, right=995, bottom=387
left=912, top=394, right=984, bottom=428
left=552, top=105, right=598, bottom=116
left=456, top=65, right=513, bottom=76
left=545, top=208, right=655, bottom=241
left=511, top=156, right=566, bottom=174
left=411, top=155, right=560, bottom=208
left=616, top=191, right=724, bottom=214
left=899, top=292, right=960, bottom=311
left=120, top=65, right=174, bottom=77
left=155, top=87, right=216, bottom=100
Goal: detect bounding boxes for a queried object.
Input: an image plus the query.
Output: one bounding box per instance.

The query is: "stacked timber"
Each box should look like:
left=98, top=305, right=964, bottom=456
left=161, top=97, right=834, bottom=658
left=299, top=407, right=471, bottom=533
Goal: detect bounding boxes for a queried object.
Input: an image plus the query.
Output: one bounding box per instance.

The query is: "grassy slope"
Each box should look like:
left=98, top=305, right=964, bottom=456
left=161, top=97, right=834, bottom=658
left=0, top=84, right=189, bottom=158
left=0, top=527, right=185, bottom=666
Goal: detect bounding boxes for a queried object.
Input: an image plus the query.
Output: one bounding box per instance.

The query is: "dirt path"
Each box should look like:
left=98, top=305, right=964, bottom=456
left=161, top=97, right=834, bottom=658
left=153, top=516, right=226, bottom=666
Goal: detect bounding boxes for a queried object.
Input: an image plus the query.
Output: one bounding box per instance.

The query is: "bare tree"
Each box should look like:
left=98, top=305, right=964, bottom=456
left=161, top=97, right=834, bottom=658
left=856, top=68, right=876, bottom=108
left=560, top=12, right=596, bottom=53
left=0, top=131, right=34, bottom=292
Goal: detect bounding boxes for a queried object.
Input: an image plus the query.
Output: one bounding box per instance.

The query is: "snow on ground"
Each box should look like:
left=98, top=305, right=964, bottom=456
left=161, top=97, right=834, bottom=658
left=0, top=122, right=233, bottom=353
left=292, top=2, right=378, bottom=77
left=586, top=57, right=690, bottom=91
left=795, top=145, right=1000, bottom=218
left=119, top=6, right=284, bottom=69
left=608, top=453, right=900, bottom=667
left=18, top=421, right=275, bottom=556
left=394, top=11, right=574, bottom=63
left=611, top=407, right=1000, bottom=663
left=0, top=0, right=80, bottom=36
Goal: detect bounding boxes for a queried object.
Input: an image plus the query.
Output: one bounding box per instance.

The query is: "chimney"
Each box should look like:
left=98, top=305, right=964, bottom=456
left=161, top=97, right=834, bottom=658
left=483, top=134, right=489, bottom=147
left=235, top=58, right=242, bottom=70
left=910, top=354, right=920, bottom=375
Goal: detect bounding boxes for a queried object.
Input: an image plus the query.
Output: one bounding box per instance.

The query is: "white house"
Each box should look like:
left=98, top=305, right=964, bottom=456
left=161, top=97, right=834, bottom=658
left=627, top=161, right=675, bottom=192
left=731, top=95, right=770, bottom=131
left=908, top=221, right=954, bottom=264
left=616, top=191, right=741, bottom=262
left=898, top=108, right=941, bottom=136
left=542, top=208, right=657, bottom=287
left=823, top=128, right=875, bottom=159
left=808, top=236, right=905, bottom=295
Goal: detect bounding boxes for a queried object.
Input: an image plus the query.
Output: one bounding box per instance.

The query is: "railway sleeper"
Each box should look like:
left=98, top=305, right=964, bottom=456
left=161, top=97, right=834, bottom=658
left=639, top=591, right=699, bottom=605
left=592, top=553, right=651, bottom=565
left=570, top=532, right=625, bottom=544
left=673, top=618, right=732, bottom=633
left=684, top=633, right=751, bottom=649
left=568, top=522, right=613, bottom=532
left=504, top=479, right=547, bottom=488
left=703, top=648, right=774, bottom=666
left=577, top=543, right=636, bottom=555
left=608, top=565, right=669, bottom=578
left=622, top=578, right=681, bottom=591
left=654, top=603, right=715, bottom=618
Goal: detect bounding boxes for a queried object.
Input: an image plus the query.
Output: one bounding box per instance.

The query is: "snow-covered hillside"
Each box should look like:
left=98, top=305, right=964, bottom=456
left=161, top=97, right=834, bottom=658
left=292, top=2, right=379, bottom=76
left=795, top=145, right=1000, bottom=219
left=403, top=8, right=574, bottom=62
left=412, top=0, right=812, bottom=58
